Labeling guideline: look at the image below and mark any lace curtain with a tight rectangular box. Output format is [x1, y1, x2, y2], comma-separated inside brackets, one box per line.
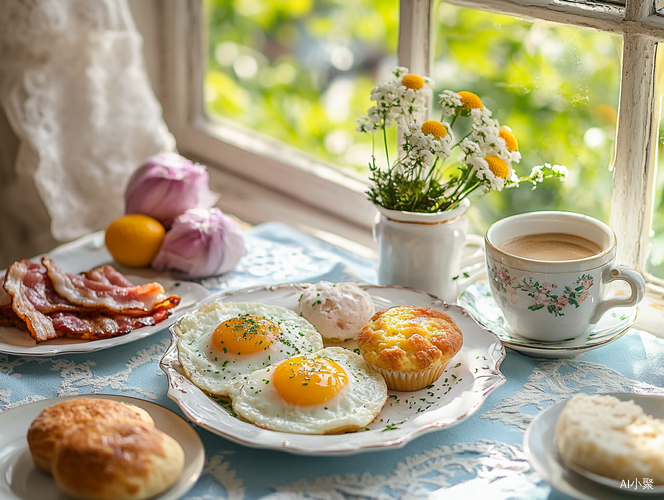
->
[0, 0, 174, 267]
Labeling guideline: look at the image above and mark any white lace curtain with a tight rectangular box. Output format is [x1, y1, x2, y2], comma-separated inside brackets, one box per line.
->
[0, 0, 174, 267]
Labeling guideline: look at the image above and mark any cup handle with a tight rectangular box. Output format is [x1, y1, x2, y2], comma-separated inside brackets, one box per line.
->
[460, 234, 484, 268]
[455, 234, 485, 295]
[589, 265, 646, 324]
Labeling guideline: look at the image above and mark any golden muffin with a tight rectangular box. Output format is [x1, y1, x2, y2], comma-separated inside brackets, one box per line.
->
[27, 398, 154, 474]
[52, 421, 185, 500]
[357, 305, 463, 391]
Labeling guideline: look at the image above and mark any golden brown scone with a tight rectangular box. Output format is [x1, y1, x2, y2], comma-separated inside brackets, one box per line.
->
[27, 398, 154, 474]
[52, 421, 185, 500]
[357, 305, 463, 391]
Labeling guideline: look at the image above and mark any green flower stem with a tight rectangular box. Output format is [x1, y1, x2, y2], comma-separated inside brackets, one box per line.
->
[449, 110, 461, 129]
[424, 157, 440, 182]
[382, 122, 390, 169]
[451, 131, 472, 149]
[448, 167, 472, 200]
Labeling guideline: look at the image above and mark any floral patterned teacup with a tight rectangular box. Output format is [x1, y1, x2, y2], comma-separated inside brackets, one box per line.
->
[485, 211, 645, 342]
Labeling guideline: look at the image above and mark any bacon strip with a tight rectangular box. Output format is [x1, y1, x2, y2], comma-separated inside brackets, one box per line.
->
[20, 261, 78, 314]
[84, 265, 135, 287]
[0, 306, 27, 330]
[0, 278, 11, 308]
[43, 257, 180, 313]
[50, 307, 173, 340]
[3, 259, 179, 342]
[3, 261, 58, 341]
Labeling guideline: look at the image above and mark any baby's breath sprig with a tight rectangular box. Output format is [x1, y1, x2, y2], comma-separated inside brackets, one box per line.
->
[357, 67, 568, 213]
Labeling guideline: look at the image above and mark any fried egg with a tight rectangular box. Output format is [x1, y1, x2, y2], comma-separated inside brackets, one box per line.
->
[173, 301, 324, 396]
[228, 347, 388, 434]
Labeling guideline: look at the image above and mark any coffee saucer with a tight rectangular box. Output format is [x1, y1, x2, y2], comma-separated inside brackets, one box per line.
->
[458, 280, 637, 358]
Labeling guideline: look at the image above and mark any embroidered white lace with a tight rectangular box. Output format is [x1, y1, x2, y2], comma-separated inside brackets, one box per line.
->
[483, 357, 664, 430]
[186, 441, 542, 500]
[0, 0, 174, 248]
[0, 338, 170, 409]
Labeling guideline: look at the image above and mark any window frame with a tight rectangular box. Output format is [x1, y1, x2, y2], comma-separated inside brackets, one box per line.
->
[160, 0, 378, 236]
[160, 0, 664, 300]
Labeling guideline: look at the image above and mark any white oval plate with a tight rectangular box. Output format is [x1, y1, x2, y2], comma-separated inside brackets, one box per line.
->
[524, 393, 664, 499]
[0, 277, 210, 356]
[0, 394, 205, 500]
[458, 280, 637, 358]
[160, 283, 506, 456]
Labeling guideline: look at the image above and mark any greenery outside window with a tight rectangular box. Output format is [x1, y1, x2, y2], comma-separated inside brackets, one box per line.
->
[161, 0, 664, 305]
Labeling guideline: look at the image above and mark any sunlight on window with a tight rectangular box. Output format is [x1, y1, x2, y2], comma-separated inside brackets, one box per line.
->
[432, 3, 621, 233]
[647, 47, 664, 282]
[204, 0, 622, 235]
[204, 0, 399, 173]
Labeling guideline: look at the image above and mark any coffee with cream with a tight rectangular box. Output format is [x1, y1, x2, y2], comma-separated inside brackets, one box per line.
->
[499, 232, 602, 261]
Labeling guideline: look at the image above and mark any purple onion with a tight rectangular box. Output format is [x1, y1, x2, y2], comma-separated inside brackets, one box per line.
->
[125, 153, 219, 228]
[151, 208, 246, 278]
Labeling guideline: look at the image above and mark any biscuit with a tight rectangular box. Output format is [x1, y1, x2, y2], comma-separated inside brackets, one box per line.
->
[357, 305, 463, 391]
[298, 282, 375, 342]
[52, 421, 185, 500]
[556, 394, 664, 484]
[27, 398, 154, 474]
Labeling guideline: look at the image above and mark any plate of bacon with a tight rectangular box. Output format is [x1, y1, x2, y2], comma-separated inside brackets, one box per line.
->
[0, 257, 210, 356]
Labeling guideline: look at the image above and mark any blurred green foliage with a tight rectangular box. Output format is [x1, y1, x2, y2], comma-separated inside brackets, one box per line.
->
[648, 58, 664, 278]
[204, 0, 643, 257]
[430, 5, 620, 232]
[205, 0, 398, 169]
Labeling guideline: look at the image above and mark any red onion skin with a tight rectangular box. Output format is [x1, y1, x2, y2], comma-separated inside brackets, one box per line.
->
[125, 153, 218, 228]
[151, 208, 245, 279]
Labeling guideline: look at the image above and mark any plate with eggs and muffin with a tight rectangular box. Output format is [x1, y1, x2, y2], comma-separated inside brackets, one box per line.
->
[0, 394, 205, 500]
[160, 281, 506, 455]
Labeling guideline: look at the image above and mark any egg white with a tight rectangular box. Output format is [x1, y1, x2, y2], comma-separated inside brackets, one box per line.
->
[173, 301, 323, 397]
[229, 347, 388, 434]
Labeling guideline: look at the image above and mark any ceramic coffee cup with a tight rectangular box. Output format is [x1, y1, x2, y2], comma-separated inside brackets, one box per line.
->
[484, 211, 645, 342]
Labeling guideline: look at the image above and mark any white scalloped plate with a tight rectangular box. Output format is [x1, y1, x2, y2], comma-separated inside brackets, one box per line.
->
[160, 283, 506, 456]
[0, 277, 210, 356]
[0, 394, 205, 500]
[524, 393, 664, 499]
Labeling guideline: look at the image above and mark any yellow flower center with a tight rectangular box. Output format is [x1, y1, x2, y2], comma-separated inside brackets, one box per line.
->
[458, 91, 483, 109]
[593, 104, 618, 125]
[499, 127, 519, 152]
[401, 74, 424, 90]
[421, 120, 447, 140]
[485, 156, 509, 179]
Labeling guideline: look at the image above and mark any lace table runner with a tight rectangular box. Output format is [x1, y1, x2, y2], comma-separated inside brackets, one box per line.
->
[1, 222, 663, 500]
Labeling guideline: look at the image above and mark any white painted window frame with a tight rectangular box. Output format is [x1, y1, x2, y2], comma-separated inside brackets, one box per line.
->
[443, 0, 663, 283]
[159, 0, 664, 328]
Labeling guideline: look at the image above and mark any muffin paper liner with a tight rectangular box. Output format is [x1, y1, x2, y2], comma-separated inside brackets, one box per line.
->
[370, 365, 446, 392]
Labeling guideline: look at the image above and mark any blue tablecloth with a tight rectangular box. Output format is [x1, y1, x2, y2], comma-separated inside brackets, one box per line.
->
[2, 222, 664, 500]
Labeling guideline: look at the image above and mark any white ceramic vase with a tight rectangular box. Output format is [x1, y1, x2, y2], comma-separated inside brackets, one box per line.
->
[373, 198, 482, 303]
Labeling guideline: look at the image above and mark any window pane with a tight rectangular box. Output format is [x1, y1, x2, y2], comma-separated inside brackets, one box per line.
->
[649, 169, 664, 281]
[647, 47, 664, 282]
[433, 3, 621, 233]
[204, 0, 399, 173]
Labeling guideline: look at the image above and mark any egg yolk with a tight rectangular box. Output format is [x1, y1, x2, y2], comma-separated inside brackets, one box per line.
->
[273, 356, 348, 406]
[210, 315, 280, 356]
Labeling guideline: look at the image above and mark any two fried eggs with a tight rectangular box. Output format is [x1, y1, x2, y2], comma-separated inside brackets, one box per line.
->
[174, 301, 387, 434]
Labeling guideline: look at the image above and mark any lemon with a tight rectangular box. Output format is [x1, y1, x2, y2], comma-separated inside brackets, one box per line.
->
[105, 214, 166, 267]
